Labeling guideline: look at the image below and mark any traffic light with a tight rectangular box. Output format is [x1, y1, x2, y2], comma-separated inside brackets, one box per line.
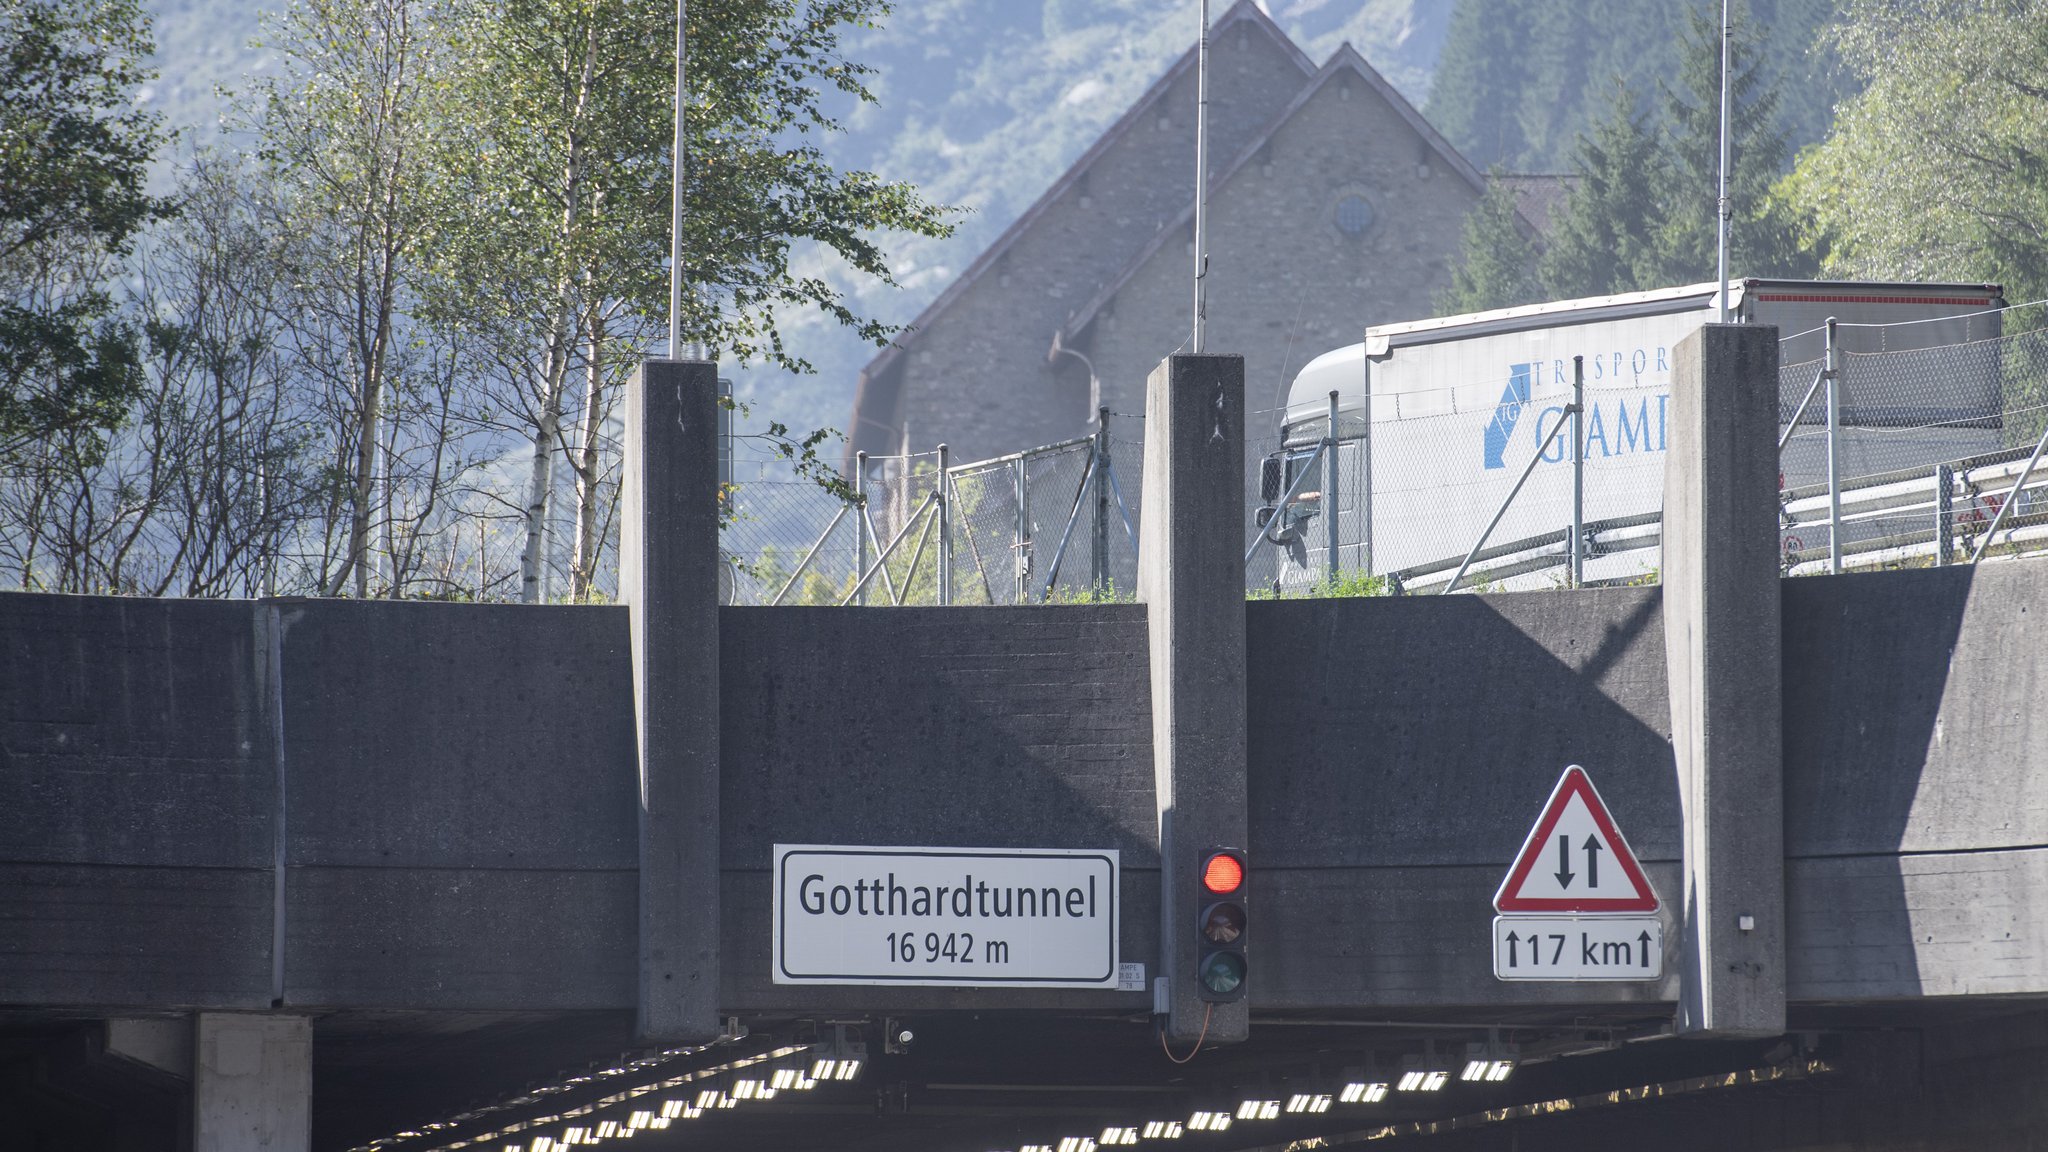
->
[1196, 847, 1247, 1002]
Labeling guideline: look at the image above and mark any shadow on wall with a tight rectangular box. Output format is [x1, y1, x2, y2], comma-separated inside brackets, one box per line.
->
[1781, 566, 1980, 1001]
[1243, 587, 1679, 1009]
[1247, 587, 1676, 871]
[717, 603, 1160, 1008]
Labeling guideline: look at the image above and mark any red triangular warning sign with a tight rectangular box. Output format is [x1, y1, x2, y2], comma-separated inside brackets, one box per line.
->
[1494, 765, 1658, 913]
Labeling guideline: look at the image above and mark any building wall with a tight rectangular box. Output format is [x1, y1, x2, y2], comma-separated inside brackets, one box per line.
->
[1080, 61, 1488, 441]
[863, 17, 1313, 464]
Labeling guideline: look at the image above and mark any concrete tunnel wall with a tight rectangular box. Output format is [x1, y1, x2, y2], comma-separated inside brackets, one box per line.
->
[3, 560, 2046, 1015]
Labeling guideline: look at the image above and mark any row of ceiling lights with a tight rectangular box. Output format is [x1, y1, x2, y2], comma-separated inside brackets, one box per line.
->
[441, 1032, 866, 1152]
[991, 1042, 1519, 1152]
[441, 1029, 1518, 1152]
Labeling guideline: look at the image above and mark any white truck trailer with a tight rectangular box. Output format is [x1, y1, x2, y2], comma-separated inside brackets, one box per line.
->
[1253, 279, 2008, 590]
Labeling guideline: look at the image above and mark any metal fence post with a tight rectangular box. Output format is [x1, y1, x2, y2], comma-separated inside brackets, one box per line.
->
[1361, 356, 1373, 576]
[1935, 462, 1954, 566]
[937, 443, 952, 605]
[1094, 407, 1111, 595]
[1825, 317, 1842, 575]
[1325, 389, 1340, 587]
[1571, 354, 1585, 588]
[1014, 451, 1031, 603]
[854, 451, 869, 605]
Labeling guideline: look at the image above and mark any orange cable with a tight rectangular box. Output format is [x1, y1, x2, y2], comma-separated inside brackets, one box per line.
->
[1160, 1002, 1214, 1065]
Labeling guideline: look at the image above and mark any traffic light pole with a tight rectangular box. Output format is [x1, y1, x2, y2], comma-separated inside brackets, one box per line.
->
[1138, 352, 1250, 1045]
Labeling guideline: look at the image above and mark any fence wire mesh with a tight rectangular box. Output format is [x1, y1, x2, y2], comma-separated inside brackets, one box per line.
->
[1779, 307, 2048, 573]
[721, 306, 2048, 607]
[718, 417, 1144, 607]
[1246, 376, 1666, 596]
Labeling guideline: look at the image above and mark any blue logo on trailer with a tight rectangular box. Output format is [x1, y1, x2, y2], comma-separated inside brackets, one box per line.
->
[1482, 363, 1535, 470]
[1484, 353, 1672, 468]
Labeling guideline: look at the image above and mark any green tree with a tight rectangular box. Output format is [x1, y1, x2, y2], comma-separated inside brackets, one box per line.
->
[1424, 0, 1532, 170]
[435, 0, 953, 601]
[1539, 86, 1663, 299]
[1426, 0, 1849, 173]
[1785, 0, 2048, 302]
[1640, 4, 1816, 287]
[0, 0, 170, 463]
[1440, 6, 1823, 317]
[1437, 172, 1542, 314]
[253, 0, 460, 596]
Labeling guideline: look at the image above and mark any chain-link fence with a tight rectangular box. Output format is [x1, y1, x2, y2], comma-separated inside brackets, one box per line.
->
[719, 414, 1144, 606]
[724, 305, 2048, 608]
[1779, 304, 2048, 573]
[1245, 372, 1666, 596]
[1243, 301, 2048, 595]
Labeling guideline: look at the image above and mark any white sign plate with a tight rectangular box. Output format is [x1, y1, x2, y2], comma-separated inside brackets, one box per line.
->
[774, 845, 1119, 987]
[1493, 916, 1663, 981]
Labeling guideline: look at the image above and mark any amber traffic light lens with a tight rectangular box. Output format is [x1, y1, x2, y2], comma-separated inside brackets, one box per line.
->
[1202, 853, 1244, 894]
[1201, 902, 1245, 944]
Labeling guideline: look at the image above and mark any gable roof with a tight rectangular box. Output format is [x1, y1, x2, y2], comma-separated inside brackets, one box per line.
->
[1053, 42, 1520, 351]
[849, 0, 1313, 416]
[1493, 173, 1578, 237]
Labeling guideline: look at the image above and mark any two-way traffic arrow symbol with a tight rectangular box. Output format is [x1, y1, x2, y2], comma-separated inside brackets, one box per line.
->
[1554, 834, 1604, 889]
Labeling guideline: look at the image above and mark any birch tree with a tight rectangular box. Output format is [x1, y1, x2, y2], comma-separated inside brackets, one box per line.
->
[1784, 0, 2048, 302]
[439, 0, 951, 602]
[254, 0, 456, 596]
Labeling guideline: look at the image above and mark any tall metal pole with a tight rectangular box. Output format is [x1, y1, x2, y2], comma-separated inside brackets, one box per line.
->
[1191, 0, 1210, 352]
[669, 0, 687, 359]
[1571, 355, 1585, 587]
[1715, 0, 1732, 323]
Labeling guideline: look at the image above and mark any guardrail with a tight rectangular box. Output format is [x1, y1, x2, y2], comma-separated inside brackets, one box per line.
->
[1377, 442, 2048, 595]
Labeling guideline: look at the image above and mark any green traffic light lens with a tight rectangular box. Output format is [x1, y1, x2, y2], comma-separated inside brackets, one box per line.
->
[1199, 951, 1245, 995]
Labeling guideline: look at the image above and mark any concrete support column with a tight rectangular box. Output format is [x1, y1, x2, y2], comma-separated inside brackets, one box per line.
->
[193, 1014, 309, 1152]
[1138, 353, 1249, 1044]
[1663, 325, 1785, 1037]
[622, 358, 722, 1042]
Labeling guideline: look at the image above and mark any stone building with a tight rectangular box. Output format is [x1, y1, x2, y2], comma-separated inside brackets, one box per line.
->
[847, 0, 1529, 467]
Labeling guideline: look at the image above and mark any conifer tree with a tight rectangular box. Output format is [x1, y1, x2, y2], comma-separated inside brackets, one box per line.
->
[1437, 173, 1542, 314]
[1641, 4, 1815, 286]
[1538, 86, 1663, 300]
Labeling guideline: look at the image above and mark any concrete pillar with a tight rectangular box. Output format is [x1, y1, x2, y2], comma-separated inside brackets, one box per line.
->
[1138, 353, 1249, 1044]
[193, 1014, 309, 1152]
[622, 359, 723, 1042]
[1663, 325, 1785, 1037]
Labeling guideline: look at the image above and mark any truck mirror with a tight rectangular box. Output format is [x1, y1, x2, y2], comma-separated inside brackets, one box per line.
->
[1260, 456, 1282, 503]
[1255, 506, 1276, 529]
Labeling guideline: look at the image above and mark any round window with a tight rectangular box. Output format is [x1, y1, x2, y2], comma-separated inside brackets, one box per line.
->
[1334, 194, 1375, 236]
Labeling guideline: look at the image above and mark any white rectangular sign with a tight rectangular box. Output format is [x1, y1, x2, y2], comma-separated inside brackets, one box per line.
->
[774, 845, 1119, 987]
[1493, 916, 1663, 981]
